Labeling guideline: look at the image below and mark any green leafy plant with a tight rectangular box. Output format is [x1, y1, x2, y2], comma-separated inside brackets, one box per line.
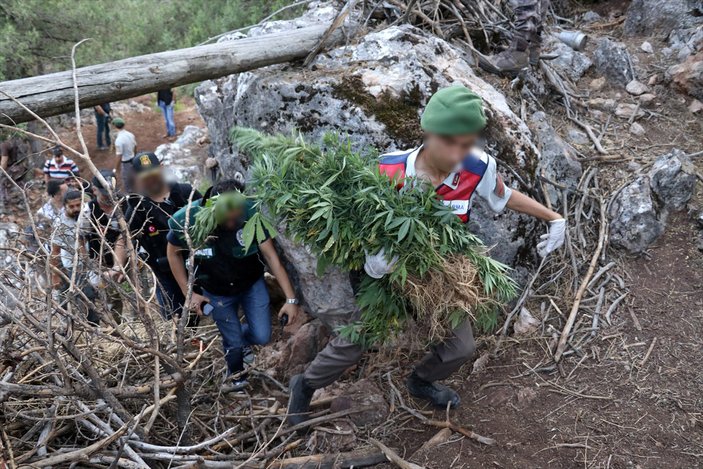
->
[232, 127, 517, 346]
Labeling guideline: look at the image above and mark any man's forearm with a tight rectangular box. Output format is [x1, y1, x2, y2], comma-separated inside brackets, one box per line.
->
[261, 241, 296, 299]
[506, 190, 562, 221]
[166, 243, 189, 295]
[113, 237, 128, 268]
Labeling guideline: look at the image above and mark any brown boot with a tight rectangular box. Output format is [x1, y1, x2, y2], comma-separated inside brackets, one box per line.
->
[478, 37, 530, 77]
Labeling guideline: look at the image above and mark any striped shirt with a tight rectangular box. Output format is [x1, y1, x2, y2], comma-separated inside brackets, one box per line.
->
[43, 157, 79, 180]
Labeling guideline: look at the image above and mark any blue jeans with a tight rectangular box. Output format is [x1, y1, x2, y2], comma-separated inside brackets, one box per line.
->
[95, 113, 111, 147]
[158, 101, 176, 136]
[205, 277, 271, 375]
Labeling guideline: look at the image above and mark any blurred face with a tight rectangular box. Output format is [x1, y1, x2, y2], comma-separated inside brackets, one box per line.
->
[64, 198, 82, 219]
[54, 153, 64, 164]
[136, 170, 165, 197]
[222, 207, 245, 230]
[423, 133, 478, 173]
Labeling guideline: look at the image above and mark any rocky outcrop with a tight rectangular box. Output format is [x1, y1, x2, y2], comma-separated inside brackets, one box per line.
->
[195, 3, 546, 326]
[529, 112, 583, 205]
[609, 150, 697, 253]
[649, 149, 697, 210]
[624, 0, 703, 36]
[544, 37, 592, 82]
[155, 125, 209, 183]
[667, 51, 703, 100]
[609, 177, 664, 253]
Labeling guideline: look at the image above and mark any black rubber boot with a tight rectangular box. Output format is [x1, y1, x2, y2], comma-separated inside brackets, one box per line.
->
[287, 374, 315, 427]
[406, 372, 461, 408]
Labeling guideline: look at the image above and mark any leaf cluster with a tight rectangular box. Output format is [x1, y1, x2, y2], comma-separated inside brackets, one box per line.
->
[233, 127, 517, 345]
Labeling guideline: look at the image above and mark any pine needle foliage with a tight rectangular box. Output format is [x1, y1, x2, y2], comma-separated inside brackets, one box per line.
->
[232, 127, 517, 346]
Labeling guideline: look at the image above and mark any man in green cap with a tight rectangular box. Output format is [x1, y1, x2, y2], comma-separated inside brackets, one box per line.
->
[112, 117, 137, 192]
[287, 85, 565, 425]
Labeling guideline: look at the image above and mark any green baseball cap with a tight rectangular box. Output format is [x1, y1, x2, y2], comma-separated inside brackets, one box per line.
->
[420, 86, 487, 136]
[112, 117, 125, 128]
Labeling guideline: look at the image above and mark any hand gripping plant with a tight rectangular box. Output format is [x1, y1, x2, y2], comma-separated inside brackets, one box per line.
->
[232, 128, 517, 346]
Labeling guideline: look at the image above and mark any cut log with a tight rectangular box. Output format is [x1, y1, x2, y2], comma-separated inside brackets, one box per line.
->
[0, 23, 348, 125]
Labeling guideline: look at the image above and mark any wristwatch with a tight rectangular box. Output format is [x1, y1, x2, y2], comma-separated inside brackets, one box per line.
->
[286, 298, 299, 305]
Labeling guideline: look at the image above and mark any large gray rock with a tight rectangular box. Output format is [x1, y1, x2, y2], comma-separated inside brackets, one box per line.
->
[529, 112, 583, 206]
[275, 229, 358, 326]
[624, 0, 703, 36]
[671, 25, 703, 58]
[593, 38, 635, 86]
[544, 37, 592, 82]
[609, 149, 697, 253]
[609, 177, 665, 253]
[649, 149, 697, 210]
[155, 127, 208, 184]
[195, 4, 543, 321]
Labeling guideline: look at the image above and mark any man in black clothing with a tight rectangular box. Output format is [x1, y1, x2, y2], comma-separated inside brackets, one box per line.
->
[156, 89, 176, 138]
[112, 152, 201, 320]
[84, 170, 123, 268]
[83, 170, 127, 319]
[94, 103, 112, 150]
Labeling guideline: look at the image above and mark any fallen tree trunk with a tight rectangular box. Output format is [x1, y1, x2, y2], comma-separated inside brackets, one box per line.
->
[0, 23, 348, 125]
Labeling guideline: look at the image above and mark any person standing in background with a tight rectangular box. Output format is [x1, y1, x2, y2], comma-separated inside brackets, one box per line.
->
[43, 146, 80, 185]
[0, 136, 21, 209]
[112, 117, 137, 192]
[94, 103, 112, 150]
[157, 89, 176, 138]
[37, 179, 68, 223]
[478, 0, 550, 76]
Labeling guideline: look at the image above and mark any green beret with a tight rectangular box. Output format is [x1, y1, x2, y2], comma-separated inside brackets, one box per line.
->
[420, 86, 487, 136]
[112, 117, 125, 128]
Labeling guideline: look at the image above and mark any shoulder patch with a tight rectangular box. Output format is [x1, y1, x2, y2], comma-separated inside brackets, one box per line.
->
[462, 152, 488, 176]
[379, 151, 412, 166]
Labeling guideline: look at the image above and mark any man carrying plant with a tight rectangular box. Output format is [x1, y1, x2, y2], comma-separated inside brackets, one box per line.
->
[287, 85, 566, 424]
[165, 179, 303, 390]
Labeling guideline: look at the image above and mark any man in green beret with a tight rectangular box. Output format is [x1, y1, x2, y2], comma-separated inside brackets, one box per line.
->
[287, 85, 565, 425]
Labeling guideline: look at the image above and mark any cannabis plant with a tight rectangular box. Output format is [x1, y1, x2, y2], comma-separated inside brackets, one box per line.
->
[232, 128, 517, 346]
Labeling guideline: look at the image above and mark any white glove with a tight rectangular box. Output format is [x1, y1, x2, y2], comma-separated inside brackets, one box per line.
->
[537, 218, 566, 257]
[364, 248, 399, 279]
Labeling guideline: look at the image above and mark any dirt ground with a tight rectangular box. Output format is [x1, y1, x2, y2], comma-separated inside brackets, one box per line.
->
[2, 3, 703, 468]
[368, 211, 702, 469]
[61, 94, 205, 175]
[359, 10, 703, 469]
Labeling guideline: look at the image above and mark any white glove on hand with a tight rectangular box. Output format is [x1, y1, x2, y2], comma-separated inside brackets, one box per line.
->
[537, 218, 566, 257]
[364, 248, 399, 279]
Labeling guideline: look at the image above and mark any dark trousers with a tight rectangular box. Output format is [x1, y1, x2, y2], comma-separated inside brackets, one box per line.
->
[154, 271, 200, 327]
[95, 113, 111, 148]
[60, 275, 100, 325]
[303, 318, 476, 389]
[155, 272, 185, 320]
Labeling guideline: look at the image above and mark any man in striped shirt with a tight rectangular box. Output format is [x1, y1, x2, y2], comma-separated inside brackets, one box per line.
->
[43, 146, 80, 184]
